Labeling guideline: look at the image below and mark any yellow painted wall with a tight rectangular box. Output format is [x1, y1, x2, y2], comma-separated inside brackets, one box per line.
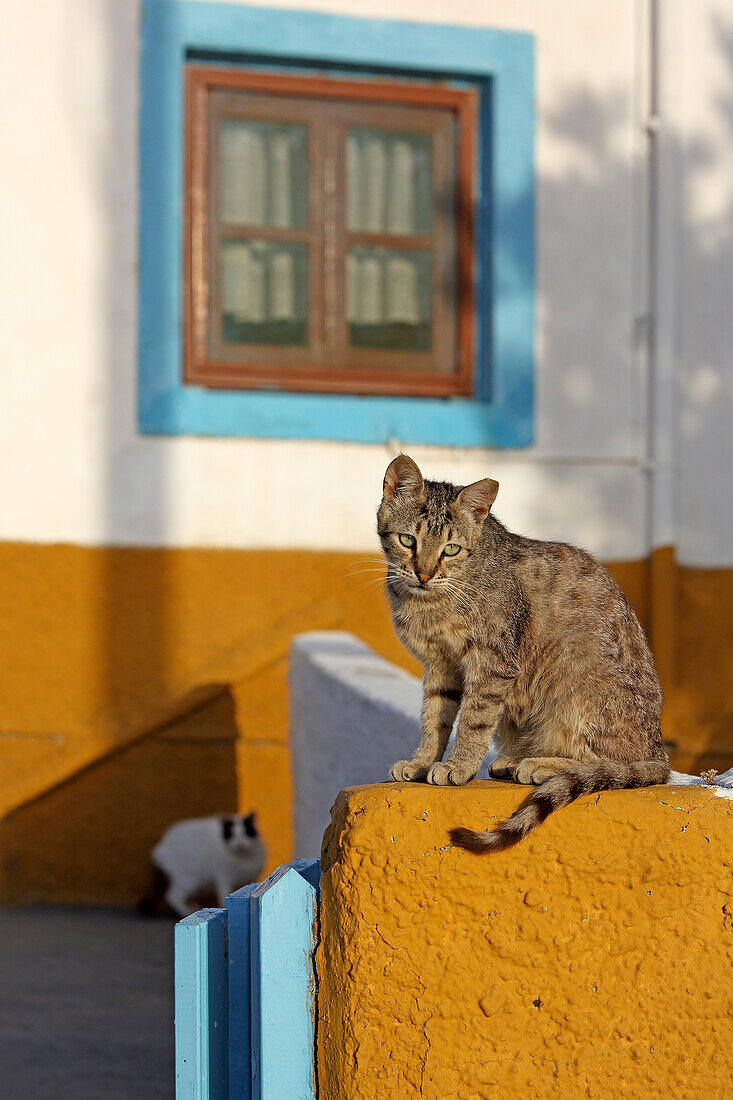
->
[0, 690, 239, 906]
[319, 782, 733, 1098]
[672, 563, 733, 770]
[0, 543, 417, 904]
[0, 541, 730, 905]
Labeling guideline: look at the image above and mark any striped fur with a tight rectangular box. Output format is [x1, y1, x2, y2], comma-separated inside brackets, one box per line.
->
[379, 455, 670, 851]
[449, 760, 671, 854]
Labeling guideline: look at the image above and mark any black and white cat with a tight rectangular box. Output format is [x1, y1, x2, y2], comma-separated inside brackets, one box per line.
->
[139, 812, 266, 917]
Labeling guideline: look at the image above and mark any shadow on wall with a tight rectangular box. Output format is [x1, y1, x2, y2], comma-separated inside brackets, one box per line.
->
[671, 13, 733, 770]
[0, 688, 239, 907]
[96, 0, 171, 798]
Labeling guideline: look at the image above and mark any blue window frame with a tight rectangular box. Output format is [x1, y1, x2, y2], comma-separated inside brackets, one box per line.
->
[139, 1, 535, 446]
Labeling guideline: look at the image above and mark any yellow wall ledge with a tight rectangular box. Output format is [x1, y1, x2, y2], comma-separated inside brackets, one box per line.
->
[319, 782, 733, 1099]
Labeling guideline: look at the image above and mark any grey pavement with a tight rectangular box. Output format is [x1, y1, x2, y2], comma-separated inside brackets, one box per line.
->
[0, 906, 175, 1099]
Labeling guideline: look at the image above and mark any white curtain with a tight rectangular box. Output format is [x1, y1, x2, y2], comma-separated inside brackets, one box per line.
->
[346, 131, 424, 235]
[220, 126, 267, 226]
[219, 123, 300, 323]
[268, 131, 293, 229]
[346, 131, 427, 327]
[222, 243, 266, 323]
[220, 123, 295, 229]
[347, 251, 423, 326]
[385, 256, 420, 324]
[221, 242, 298, 324]
[269, 250, 296, 320]
[361, 136, 388, 233]
[387, 140, 417, 234]
[220, 124, 429, 330]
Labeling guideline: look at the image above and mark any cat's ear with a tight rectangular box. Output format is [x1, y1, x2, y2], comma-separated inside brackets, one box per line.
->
[456, 478, 499, 524]
[382, 455, 424, 502]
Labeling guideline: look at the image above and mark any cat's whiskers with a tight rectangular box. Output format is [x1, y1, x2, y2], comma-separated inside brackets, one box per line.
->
[442, 573, 476, 600]
[343, 562, 387, 576]
[447, 584, 474, 610]
[440, 579, 476, 615]
[354, 577, 393, 595]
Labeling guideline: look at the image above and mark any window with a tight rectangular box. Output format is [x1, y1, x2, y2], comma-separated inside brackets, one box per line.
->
[185, 68, 477, 396]
[139, 3, 534, 445]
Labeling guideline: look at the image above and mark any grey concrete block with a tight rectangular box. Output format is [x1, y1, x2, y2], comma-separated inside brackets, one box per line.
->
[288, 631, 499, 858]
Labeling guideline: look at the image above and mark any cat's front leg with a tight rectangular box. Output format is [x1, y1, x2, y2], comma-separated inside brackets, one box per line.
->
[166, 881, 195, 918]
[216, 874, 235, 909]
[427, 670, 511, 786]
[389, 661, 461, 782]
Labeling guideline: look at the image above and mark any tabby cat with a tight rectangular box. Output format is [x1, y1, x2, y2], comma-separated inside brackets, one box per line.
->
[379, 455, 669, 852]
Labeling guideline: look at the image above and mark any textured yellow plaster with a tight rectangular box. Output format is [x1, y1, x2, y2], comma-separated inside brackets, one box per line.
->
[319, 782, 733, 1099]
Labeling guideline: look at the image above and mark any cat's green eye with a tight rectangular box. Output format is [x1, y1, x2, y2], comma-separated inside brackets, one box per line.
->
[443, 543, 461, 557]
[398, 533, 417, 549]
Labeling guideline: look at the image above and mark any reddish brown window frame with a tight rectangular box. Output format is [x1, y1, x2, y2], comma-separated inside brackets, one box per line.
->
[184, 66, 477, 397]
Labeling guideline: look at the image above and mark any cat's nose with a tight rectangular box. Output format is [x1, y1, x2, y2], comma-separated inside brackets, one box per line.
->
[417, 571, 432, 585]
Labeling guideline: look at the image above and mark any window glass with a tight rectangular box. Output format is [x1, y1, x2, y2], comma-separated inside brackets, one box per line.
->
[219, 119, 309, 228]
[220, 239, 309, 346]
[186, 69, 474, 395]
[347, 246, 431, 352]
[345, 129, 433, 235]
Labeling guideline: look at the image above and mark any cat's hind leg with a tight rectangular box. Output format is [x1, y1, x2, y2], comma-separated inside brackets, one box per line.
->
[486, 715, 522, 779]
[488, 756, 520, 779]
[165, 880, 196, 918]
[514, 757, 578, 785]
[137, 865, 174, 917]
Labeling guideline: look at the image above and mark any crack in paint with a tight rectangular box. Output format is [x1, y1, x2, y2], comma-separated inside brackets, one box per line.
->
[419, 1011, 435, 1094]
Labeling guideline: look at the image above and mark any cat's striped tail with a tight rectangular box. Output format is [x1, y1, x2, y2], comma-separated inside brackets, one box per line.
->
[449, 759, 670, 854]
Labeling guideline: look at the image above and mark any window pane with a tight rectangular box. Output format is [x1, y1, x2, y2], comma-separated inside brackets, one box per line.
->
[219, 119, 308, 228]
[346, 129, 432, 235]
[220, 240, 308, 346]
[347, 246, 431, 352]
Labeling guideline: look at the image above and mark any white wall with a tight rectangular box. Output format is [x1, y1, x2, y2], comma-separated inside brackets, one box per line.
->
[674, 1, 733, 566]
[0, 0, 730, 566]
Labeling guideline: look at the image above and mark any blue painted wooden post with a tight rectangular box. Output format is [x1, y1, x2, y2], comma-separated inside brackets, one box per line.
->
[225, 882, 259, 1100]
[250, 860, 320, 1100]
[175, 908, 229, 1100]
[288, 858, 321, 891]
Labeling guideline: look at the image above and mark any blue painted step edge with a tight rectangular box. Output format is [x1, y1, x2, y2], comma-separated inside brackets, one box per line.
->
[226, 883, 259, 1100]
[249, 859, 321, 1100]
[175, 908, 229, 1100]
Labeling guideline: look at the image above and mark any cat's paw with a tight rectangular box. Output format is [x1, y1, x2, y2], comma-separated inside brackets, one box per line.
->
[389, 760, 429, 782]
[488, 756, 518, 780]
[515, 758, 567, 785]
[426, 762, 476, 786]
